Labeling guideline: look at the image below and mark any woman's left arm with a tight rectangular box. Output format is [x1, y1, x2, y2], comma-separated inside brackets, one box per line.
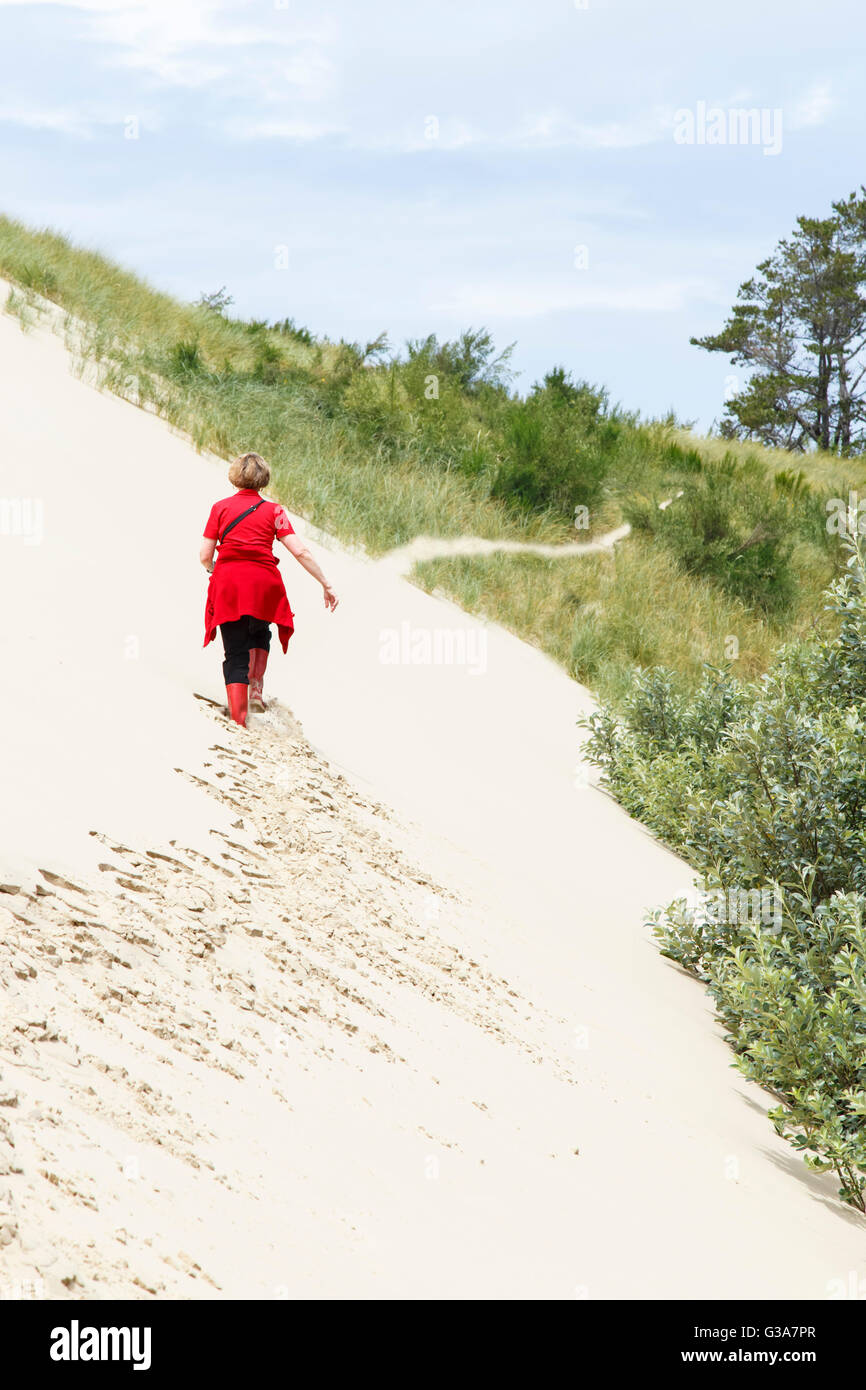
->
[279, 533, 339, 610]
[200, 538, 216, 574]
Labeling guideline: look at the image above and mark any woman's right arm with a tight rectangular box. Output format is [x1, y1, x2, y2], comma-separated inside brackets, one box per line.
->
[201, 501, 220, 573]
[200, 537, 216, 574]
[279, 534, 339, 610]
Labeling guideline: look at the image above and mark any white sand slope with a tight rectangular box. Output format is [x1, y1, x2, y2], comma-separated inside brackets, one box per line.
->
[0, 291, 864, 1299]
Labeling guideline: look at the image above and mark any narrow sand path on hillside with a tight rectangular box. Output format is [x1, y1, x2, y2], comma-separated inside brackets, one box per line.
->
[378, 492, 683, 577]
[0, 295, 863, 1298]
[379, 524, 632, 577]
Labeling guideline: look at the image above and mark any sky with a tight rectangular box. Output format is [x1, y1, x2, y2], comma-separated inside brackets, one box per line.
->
[0, 0, 863, 430]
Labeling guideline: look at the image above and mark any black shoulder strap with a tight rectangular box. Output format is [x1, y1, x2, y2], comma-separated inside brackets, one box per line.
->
[219, 500, 263, 544]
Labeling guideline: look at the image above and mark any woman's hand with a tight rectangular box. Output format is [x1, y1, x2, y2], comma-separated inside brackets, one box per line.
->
[323, 584, 339, 611]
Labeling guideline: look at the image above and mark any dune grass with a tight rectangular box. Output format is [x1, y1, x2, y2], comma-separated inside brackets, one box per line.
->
[670, 426, 866, 495]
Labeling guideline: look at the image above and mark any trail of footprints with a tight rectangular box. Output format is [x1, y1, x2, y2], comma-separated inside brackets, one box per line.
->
[0, 699, 569, 1295]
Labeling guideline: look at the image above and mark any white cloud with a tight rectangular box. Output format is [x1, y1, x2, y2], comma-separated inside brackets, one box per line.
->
[672, 83, 836, 137]
[513, 107, 673, 150]
[430, 276, 721, 319]
[389, 107, 673, 155]
[233, 106, 671, 155]
[0, 0, 339, 92]
[0, 96, 167, 140]
[226, 117, 347, 143]
[0, 104, 101, 137]
[380, 119, 482, 153]
[789, 81, 835, 129]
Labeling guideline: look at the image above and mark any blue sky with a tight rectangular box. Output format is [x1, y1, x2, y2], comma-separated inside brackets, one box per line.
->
[0, 0, 863, 429]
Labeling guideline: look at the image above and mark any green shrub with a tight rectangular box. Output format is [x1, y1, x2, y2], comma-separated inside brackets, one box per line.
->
[405, 328, 515, 393]
[491, 373, 616, 521]
[625, 454, 811, 612]
[341, 365, 412, 451]
[581, 536, 866, 1208]
[252, 340, 287, 385]
[652, 882, 866, 1209]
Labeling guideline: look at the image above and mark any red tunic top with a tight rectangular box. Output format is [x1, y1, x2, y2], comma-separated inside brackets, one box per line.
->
[203, 490, 296, 652]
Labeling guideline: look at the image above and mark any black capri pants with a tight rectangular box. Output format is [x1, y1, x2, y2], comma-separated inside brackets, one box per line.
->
[219, 615, 272, 685]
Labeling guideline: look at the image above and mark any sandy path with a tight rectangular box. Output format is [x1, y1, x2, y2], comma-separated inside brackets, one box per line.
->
[379, 525, 632, 576]
[0, 292, 863, 1299]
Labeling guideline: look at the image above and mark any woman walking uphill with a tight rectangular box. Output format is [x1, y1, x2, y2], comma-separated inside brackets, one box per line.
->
[200, 452, 338, 726]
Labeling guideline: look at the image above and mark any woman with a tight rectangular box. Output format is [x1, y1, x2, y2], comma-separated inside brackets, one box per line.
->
[200, 452, 338, 726]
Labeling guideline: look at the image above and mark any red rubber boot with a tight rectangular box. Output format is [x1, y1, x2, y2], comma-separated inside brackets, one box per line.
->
[225, 683, 248, 727]
[248, 648, 269, 712]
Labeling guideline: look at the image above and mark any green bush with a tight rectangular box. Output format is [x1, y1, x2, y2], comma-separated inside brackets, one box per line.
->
[581, 537, 866, 1209]
[252, 340, 287, 386]
[341, 365, 413, 452]
[654, 883, 866, 1207]
[405, 328, 515, 393]
[624, 454, 808, 612]
[491, 373, 616, 521]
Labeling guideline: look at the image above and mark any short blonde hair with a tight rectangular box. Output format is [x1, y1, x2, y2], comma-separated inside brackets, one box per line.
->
[228, 452, 270, 490]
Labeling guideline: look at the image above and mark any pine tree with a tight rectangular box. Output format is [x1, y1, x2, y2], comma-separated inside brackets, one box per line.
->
[692, 189, 866, 455]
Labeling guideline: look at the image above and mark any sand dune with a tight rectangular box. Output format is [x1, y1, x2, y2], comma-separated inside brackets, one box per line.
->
[0, 288, 864, 1299]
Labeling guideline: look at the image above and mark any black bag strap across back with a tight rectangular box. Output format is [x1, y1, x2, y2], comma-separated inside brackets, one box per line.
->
[219, 500, 263, 545]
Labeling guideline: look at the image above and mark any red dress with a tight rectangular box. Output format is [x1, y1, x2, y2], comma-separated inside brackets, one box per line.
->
[203, 490, 296, 652]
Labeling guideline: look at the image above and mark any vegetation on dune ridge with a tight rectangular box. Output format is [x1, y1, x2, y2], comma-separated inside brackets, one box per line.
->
[2, 212, 864, 705]
[0, 216, 581, 553]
